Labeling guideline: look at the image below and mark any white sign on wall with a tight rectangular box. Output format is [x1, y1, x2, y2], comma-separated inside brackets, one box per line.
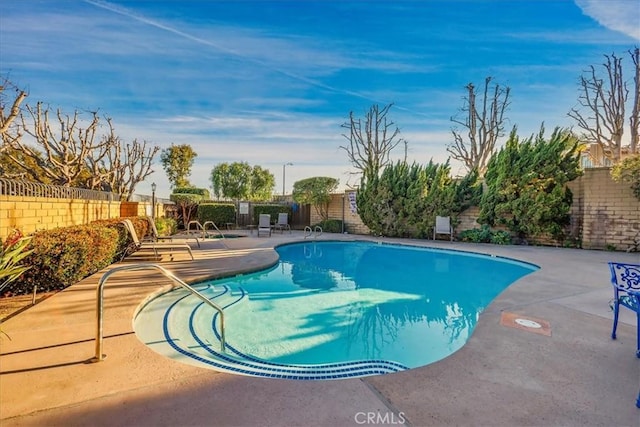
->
[239, 202, 249, 215]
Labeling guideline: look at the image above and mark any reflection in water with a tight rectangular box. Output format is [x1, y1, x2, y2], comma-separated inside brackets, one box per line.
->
[218, 242, 536, 368]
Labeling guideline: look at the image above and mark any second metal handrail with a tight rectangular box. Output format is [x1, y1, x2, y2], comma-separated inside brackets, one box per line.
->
[91, 263, 225, 362]
[304, 225, 323, 239]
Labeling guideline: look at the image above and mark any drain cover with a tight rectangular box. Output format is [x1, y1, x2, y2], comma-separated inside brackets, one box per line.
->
[500, 312, 551, 336]
[514, 318, 542, 329]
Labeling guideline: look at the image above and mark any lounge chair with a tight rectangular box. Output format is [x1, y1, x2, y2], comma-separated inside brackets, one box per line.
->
[257, 214, 272, 237]
[145, 216, 201, 248]
[121, 219, 194, 261]
[433, 216, 453, 241]
[274, 213, 291, 233]
[608, 262, 640, 358]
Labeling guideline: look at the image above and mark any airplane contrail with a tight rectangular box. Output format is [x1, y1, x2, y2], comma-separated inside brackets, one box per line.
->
[83, 0, 428, 117]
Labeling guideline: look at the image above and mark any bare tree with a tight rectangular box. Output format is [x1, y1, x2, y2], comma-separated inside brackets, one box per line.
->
[569, 48, 640, 164]
[6, 102, 107, 185]
[340, 103, 405, 178]
[86, 118, 159, 200]
[448, 77, 511, 176]
[630, 47, 639, 156]
[110, 138, 158, 200]
[0, 78, 28, 153]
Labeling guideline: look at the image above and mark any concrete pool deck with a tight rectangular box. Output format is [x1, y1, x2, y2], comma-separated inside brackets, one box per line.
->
[1, 231, 639, 426]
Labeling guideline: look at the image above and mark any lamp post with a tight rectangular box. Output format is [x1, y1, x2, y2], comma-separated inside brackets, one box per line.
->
[282, 162, 293, 196]
[151, 182, 156, 219]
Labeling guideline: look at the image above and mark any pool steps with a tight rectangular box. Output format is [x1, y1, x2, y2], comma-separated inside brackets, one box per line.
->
[134, 285, 408, 380]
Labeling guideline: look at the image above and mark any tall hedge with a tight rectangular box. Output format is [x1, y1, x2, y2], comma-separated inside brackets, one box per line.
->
[478, 126, 581, 241]
[197, 203, 236, 225]
[357, 160, 481, 238]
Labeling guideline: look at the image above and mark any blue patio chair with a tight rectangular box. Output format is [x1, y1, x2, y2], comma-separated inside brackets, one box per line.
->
[608, 262, 640, 358]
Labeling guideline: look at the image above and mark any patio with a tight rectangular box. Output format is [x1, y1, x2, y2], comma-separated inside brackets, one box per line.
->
[0, 231, 638, 426]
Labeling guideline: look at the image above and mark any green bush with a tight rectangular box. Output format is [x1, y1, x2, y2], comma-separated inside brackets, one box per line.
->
[479, 126, 581, 241]
[313, 219, 343, 233]
[459, 225, 493, 243]
[6, 225, 120, 295]
[490, 230, 512, 245]
[459, 225, 511, 245]
[173, 187, 211, 198]
[611, 154, 640, 200]
[197, 203, 236, 225]
[155, 217, 177, 236]
[91, 216, 149, 254]
[357, 160, 481, 238]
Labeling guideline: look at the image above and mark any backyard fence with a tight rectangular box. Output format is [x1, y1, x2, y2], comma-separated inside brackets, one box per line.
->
[0, 178, 120, 201]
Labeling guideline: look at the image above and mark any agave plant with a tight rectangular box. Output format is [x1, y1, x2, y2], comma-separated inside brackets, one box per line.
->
[0, 230, 33, 295]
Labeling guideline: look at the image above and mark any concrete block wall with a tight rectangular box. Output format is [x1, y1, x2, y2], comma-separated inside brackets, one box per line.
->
[0, 195, 122, 239]
[310, 192, 370, 235]
[579, 168, 639, 250]
[319, 168, 639, 250]
[456, 206, 481, 232]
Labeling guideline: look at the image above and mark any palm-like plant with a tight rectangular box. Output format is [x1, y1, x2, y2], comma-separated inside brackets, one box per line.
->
[0, 231, 33, 294]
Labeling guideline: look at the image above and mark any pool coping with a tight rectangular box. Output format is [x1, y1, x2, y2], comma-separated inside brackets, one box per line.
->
[1, 232, 639, 426]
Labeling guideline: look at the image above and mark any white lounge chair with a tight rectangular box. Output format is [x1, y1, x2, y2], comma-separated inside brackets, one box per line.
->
[121, 219, 194, 261]
[433, 216, 454, 241]
[257, 214, 272, 237]
[274, 213, 291, 233]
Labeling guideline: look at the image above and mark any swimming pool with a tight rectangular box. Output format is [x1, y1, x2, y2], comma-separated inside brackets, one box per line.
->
[134, 241, 538, 379]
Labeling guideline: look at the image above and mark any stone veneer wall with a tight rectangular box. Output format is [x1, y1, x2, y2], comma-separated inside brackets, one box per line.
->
[318, 168, 639, 250]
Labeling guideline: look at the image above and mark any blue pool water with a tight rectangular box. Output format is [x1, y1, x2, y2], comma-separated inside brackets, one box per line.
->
[134, 241, 538, 378]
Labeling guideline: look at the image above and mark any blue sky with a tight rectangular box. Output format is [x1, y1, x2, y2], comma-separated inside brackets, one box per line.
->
[1, 0, 638, 198]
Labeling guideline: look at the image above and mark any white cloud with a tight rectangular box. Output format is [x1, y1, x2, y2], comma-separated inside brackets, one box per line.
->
[575, 0, 640, 40]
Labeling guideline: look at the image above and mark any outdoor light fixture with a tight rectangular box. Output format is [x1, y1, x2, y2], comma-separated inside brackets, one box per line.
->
[283, 162, 293, 196]
[151, 182, 157, 219]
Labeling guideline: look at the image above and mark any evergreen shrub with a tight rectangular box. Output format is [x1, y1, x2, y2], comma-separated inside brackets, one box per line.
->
[313, 219, 343, 233]
[197, 203, 236, 225]
[7, 225, 120, 294]
[155, 217, 177, 236]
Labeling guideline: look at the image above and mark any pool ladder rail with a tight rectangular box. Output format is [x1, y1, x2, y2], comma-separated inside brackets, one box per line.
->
[91, 263, 226, 363]
[186, 220, 229, 249]
[304, 225, 323, 239]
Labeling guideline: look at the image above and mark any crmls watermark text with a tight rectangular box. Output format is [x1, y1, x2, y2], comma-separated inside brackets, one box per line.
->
[354, 411, 406, 425]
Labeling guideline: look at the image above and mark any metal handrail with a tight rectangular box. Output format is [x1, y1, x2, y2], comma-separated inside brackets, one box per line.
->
[186, 220, 206, 239]
[203, 220, 224, 239]
[304, 226, 312, 239]
[202, 221, 229, 249]
[303, 225, 323, 239]
[91, 263, 225, 362]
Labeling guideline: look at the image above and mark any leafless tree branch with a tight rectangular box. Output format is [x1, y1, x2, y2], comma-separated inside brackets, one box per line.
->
[0, 78, 28, 152]
[340, 103, 405, 178]
[448, 77, 511, 176]
[568, 49, 639, 163]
